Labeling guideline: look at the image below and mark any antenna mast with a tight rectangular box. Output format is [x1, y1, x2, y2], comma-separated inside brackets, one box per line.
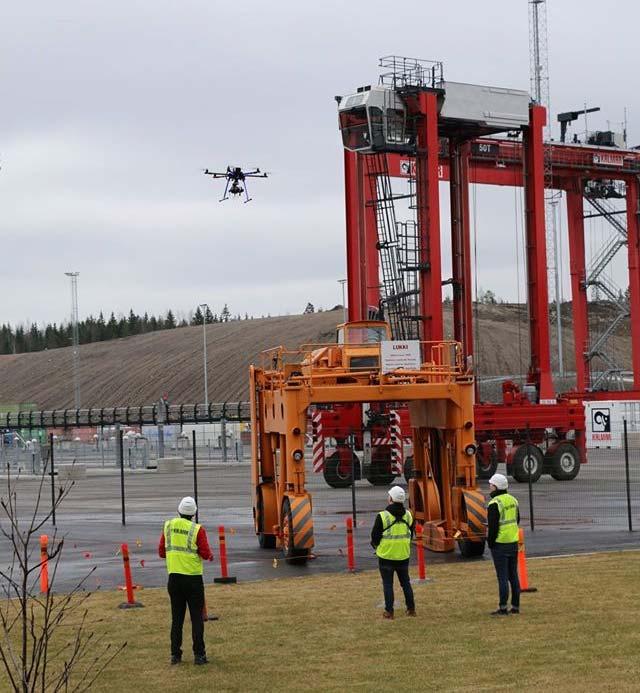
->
[529, 0, 564, 377]
[65, 272, 81, 409]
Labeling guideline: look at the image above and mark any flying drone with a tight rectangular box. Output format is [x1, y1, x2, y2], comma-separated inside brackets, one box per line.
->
[203, 166, 268, 203]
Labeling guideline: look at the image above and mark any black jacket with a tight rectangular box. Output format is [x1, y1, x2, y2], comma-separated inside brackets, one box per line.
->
[371, 502, 415, 551]
[487, 489, 520, 549]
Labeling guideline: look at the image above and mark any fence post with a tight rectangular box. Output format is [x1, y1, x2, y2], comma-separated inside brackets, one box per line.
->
[48, 433, 56, 527]
[119, 429, 126, 526]
[623, 419, 633, 532]
[346, 517, 356, 572]
[192, 429, 199, 523]
[221, 418, 228, 464]
[526, 427, 534, 532]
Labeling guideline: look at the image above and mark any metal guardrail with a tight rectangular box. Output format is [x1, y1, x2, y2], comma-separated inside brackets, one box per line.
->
[262, 340, 464, 373]
[0, 402, 251, 430]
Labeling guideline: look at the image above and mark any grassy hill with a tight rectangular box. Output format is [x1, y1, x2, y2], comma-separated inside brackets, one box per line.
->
[0, 305, 631, 409]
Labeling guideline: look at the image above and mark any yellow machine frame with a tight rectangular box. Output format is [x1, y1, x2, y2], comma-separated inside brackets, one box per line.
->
[250, 338, 486, 562]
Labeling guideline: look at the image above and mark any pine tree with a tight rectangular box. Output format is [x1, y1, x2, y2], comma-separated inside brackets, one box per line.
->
[165, 310, 176, 329]
[128, 309, 140, 335]
[96, 312, 107, 341]
[118, 317, 129, 338]
[220, 304, 231, 322]
[192, 306, 204, 326]
[107, 312, 118, 339]
[205, 306, 214, 324]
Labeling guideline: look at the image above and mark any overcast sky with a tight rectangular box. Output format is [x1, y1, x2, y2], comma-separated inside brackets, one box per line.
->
[1, 0, 637, 327]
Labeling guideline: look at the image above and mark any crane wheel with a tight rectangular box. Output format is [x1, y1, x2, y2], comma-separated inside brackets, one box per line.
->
[476, 449, 498, 479]
[366, 448, 397, 486]
[257, 489, 276, 548]
[258, 532, 276, 549]
[548, 442, 581, 481]
[323, 450, 357, 488]
[457, 538, 485, 558]
[281, 498, 309, 565]
[511, 444, 543, 483]
[403, 456, 414, 483]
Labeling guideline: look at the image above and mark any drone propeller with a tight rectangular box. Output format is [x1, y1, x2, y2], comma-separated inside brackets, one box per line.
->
[203, 168, 228, 178]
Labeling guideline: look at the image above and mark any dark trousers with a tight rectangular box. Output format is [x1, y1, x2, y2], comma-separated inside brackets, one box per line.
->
[490, 542, 520, 609]
[378, 559, 415, 613]
[167, 573, 205, 658]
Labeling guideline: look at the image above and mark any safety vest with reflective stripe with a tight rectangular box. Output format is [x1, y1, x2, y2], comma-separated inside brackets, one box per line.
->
[488, 493, 519, 544]
[164, 517, 203, 575]
[376, 509, 413, 560]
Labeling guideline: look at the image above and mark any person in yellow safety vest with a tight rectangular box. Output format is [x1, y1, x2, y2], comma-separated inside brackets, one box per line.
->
[370, 485, 416, 619]
[487, 473, 521, 616]
[158, 496, 214, 665]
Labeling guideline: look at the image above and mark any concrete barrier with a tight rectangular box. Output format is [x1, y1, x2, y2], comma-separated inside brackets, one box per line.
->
[57, 464, 87, 480]
[156, 457, 184, 473]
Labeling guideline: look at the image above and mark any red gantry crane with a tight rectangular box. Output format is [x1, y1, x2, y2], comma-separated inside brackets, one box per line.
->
[309, 56, 640, 492]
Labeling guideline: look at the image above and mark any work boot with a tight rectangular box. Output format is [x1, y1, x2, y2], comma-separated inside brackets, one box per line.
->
[382, 611, 394, 620]
[170, 655, 181, 665]
[510, 607, 520, 614]
[194, 655, 209, 665]
[406, 608, 416, 617]
[490, 608, 509, 616]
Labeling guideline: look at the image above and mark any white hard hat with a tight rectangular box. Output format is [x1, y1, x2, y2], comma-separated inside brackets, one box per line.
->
[388, 486, 406, 503]
[178, 496, 197, 516]
[488, 473, 508, 490]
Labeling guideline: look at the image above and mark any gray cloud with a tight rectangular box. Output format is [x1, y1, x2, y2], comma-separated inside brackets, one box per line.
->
[1, 0, 637, 325]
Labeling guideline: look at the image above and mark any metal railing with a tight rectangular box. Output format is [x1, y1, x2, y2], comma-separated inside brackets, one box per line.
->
[259, 340, 467, 384]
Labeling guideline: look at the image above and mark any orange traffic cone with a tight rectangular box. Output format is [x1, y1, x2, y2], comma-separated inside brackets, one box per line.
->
[518, 528, 537, 593]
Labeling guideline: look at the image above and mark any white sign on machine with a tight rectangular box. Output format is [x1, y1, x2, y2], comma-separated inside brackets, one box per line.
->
[583, 400, 640, 449]
[380, 340, 421, 374]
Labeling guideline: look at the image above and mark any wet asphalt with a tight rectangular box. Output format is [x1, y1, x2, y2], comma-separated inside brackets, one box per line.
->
[0, 449, 638, 593]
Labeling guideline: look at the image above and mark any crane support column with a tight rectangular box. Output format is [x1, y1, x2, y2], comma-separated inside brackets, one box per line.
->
[345, 150, 366, 321]
[415, 91, 444, 343]
[566, 188, 590, 391]
[626, 176, 640, 388]
[449, 139, 474, 362]
[345, 151, 380, 320]
[523, 104, 554, 402]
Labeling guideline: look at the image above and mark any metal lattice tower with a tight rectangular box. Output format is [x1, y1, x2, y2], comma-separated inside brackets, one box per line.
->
[529, 0, 564, 375]
[582, 191, 629, 389]
[65, 272, 81, 409]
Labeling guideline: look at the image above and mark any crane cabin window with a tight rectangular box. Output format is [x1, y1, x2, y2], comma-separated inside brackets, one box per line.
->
[345, 325, 389, 344]
[339, 108, 370, 151]
[386, 108, 406, 143]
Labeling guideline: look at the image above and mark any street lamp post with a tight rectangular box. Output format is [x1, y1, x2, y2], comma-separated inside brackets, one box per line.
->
[198, 304, 209, 408]
[337, 279, 347, 323]
[64, 272, 81, 409]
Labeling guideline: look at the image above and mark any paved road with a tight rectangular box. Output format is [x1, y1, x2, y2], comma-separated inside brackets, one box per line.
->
[0, 449, 638, 592]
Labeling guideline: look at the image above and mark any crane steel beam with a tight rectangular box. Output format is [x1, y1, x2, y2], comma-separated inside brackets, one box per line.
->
[414, 91, 444, 343]
[626, 177, 640, 388]
[566, 188, 590, 391]
[523, 104, 554, 402]
[449, 139, 474, 363]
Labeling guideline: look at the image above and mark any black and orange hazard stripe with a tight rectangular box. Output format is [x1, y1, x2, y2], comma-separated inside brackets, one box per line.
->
[288, 495, 314, 550]
[462, 490, 487, 538]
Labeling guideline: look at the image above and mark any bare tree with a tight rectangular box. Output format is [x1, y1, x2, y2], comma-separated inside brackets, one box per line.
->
[0, 456, 125, 692]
